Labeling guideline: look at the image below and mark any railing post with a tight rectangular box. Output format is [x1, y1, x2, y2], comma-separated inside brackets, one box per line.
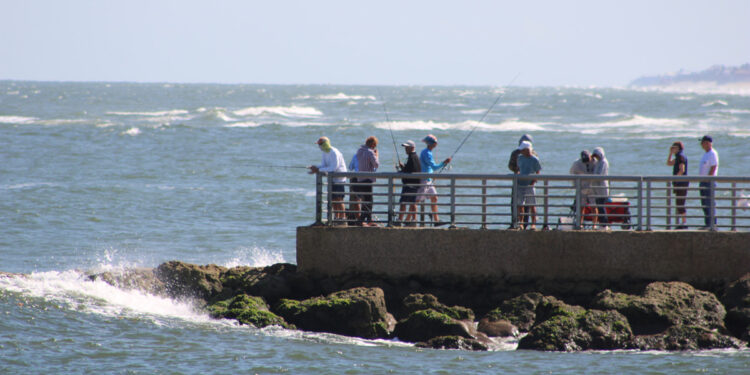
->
[315, 172, 323, 225]
[666, 182, 672, 230]
[387, 176, 394, 227]
[573, 177, 583, 230]
[449, 177, 456, 228]
[327, 173, 333, 225]
[646, 180, 652, 230]
[732, 182, 737, 231]
[481, 179, 487, 229]
[512, 176, 519, 229]
[543, 179, 549, 230]
[637, 178, 643, 231]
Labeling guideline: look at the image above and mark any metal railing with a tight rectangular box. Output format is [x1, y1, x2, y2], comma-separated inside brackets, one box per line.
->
[314, 172, 750, 231]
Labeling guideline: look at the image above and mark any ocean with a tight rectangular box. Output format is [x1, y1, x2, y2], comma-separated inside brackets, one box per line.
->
[1, 81, 749, 374]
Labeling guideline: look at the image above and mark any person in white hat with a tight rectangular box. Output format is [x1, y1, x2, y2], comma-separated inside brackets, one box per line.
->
[516, 140, 541, 229]
[396, 140, 421, 226]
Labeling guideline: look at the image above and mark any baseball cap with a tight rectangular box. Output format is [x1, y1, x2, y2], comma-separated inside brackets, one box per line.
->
[422, 134, 438, 144]
[518, 140, 532, 151]
[315, 136, 330, 145]
[700, 135, 713, 143]
[401, 140, 416, 148]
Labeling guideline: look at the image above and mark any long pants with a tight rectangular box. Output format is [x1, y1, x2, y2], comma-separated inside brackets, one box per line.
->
[595, 197, 609, 224]
[699, 181, 716, 227]
[353, 181, 373, 222]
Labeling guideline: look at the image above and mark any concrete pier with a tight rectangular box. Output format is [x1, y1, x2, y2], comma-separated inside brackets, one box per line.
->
[297, 227, 750, 284]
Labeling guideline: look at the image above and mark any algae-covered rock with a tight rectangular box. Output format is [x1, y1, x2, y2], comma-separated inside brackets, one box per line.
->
[219, 263, 310, 304]
[208, 294, 290, 328]
[88, 268, 167, 296]
[632, 326, 744, 350]
[483, 292, 543, 332]
[155, 261, 226, 301]
[416, 336, 489, 351]
[517, 297, 633, 351]
[402, 293, 475, 321]
[393, 309, 474, 343]
[593, 281, 726, 335]
[273, 287, 392, 339]
[721, 273, 750, 341]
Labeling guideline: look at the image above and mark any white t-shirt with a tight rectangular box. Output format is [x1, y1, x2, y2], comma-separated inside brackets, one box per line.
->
[318, 146, 347, 183]
[699, 148, 719, 176]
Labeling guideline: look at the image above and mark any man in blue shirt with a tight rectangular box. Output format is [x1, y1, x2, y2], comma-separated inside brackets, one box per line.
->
[516, 141, 542, 229]
[417, 134, 452, 227]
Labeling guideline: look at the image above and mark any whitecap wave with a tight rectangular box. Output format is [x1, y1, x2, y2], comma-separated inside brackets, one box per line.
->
[233, 106, 322, 118]
[0, 115, 37, 124]
[107, 110, 190, 116]
[224, 121, 260, 128]
[122, 127, 141, 136]
[702, 100, 729, 107]
[312, 93, 376, 101]
[374, 119, 546, 132]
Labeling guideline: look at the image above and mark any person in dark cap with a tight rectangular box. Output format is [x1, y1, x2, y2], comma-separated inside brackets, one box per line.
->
[698, 135, 719, 229]
[417, 134, 451, 227]
[667, 141, 689, 229]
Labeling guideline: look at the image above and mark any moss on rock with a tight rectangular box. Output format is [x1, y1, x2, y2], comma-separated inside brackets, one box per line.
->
[393, 309, 474, 343]
[484, 292, 543, 331]
[207, 294, 290, 328]
[402, 293, 475, 321]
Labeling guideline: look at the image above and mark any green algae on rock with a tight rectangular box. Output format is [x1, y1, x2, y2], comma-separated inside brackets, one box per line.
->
[208, 294, 290, 328]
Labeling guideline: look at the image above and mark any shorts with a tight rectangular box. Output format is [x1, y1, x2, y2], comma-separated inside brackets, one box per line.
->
[416, 180, 437, 202]
[515, 185, 536, 205]
[399, 185, 419, 203]
[330, 183, 345, 200]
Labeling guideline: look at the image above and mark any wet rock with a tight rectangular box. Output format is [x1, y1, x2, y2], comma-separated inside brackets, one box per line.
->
[88, 268, 167, 296]
[273, 287, 393, 339]
[393, 309, 474, 343]
[208, 294, 290, 329]
[217, 263, 314, 304]
[592, 281, 726, 335]
[632, 326, 744, 350]
[517, 298, 633, 351]
[721, 273, 750, 341]
[155, 261, 226, 301]
[401, 293, 474, 321]
[482, 292, 543, 332]
[416, 336, 489, 351]
[477, 317, 519, 337]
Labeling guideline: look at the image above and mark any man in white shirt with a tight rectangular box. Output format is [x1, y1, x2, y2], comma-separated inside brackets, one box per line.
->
[309, 136, 347, 223]
[698, 135, 719, 229]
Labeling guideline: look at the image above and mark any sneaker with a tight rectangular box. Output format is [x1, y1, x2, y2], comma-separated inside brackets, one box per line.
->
[433, 221, 448, 227]
[405, 222, 417, 228]
[676, 225, 688, 230]
[391, 221, 402, 227]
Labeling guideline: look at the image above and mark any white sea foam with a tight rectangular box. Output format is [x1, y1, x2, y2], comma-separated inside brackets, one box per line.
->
[0, 115, 37, 124]
[36, 118, 90, 125]
[499, 102, 531, 107]
[0, 269, 212, 325]
[599, 112, 624, 118]
[224, 121, 261, 128]
[233, 106, 322, 118]
[107, 110, 190, 116]
[702, 100, 729, 107]
[123, 127, 141, 136]
[218, 246, 287, 268]
[314, 93, 376, 101]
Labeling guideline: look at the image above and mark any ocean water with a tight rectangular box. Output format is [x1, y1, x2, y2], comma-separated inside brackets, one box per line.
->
[1, 81, 749, 374]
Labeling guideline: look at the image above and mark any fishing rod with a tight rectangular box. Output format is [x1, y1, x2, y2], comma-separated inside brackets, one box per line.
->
[439, 73, 521, 173]
[376, 87, 402, 167]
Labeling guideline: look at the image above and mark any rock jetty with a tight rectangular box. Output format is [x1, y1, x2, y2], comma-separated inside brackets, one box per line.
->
[87, 261, 750, 351]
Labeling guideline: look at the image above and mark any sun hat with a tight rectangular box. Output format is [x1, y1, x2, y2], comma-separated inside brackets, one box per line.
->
[518, 140, 532, 151]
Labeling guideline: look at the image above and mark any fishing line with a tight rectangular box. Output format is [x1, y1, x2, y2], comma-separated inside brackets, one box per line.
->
[376, 87, 402, 167]
[439, 73, 521, 172]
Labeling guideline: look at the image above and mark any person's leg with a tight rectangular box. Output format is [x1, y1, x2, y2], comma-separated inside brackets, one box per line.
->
[407, 203, 417, 222]
[398, 203, 406, 222]
[529, 206, 537, 229]
[362, 182, 373, 222]
[699, 182, 710, 227]
[430, 195, 440, 222]
[675, 187, 687, 227]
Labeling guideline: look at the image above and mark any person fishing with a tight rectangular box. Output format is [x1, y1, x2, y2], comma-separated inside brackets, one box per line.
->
[395, 140, 421, 226]
[308, 136, 347, 223]
[353, 136, 379, 226]
[417, 134, 451, 227]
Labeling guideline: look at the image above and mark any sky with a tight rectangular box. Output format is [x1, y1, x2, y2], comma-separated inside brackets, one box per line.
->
[1, 0, 749, 87]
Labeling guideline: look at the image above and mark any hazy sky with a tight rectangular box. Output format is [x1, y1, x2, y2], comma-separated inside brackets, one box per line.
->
[2, 0, 749, 86]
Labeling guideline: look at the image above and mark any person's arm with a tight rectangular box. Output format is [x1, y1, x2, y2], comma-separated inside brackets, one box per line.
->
[508, 151, 518, 173]
[368, 149, 380, 170]
[425, 151, 445, 170]
[666, 149, 676, 166]
[709, 165, 717, 176]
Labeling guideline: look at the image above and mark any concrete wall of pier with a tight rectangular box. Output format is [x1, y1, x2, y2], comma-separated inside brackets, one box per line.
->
[296, 227, 750, 284]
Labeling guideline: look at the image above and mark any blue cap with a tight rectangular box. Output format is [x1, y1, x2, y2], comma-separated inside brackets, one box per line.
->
[701, 135, 713, 143]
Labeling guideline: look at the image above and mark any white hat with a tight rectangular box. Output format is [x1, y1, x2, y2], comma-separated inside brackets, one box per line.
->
[518, 140, 532, 151]
[401, 140, 416, 148]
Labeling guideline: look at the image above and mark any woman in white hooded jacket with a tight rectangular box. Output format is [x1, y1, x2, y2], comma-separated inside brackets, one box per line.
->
[591, 147, 609, 228]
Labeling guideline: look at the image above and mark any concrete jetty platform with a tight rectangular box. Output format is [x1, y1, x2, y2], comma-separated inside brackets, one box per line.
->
[297, 227, 750, 285]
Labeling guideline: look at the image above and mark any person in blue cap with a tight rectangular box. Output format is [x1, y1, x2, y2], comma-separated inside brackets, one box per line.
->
[417, 134, 451, 227]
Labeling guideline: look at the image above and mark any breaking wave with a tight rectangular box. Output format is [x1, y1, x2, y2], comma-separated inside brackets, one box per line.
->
[233, 106, 322, 117]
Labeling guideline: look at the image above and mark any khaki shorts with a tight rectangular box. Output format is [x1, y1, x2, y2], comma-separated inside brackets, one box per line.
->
[416, 180, 437, 202]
